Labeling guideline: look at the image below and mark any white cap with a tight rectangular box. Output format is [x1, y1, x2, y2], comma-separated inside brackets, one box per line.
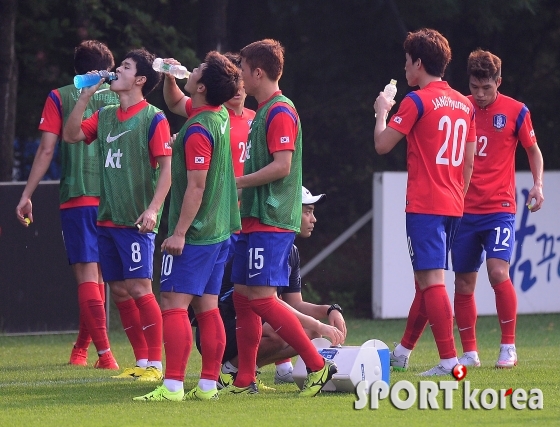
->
[302, 186, 326, 205]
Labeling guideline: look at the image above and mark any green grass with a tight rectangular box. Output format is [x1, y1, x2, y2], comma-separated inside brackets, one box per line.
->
[1, 314, 559, 427]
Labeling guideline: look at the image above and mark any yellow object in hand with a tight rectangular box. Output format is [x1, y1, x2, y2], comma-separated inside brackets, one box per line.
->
[24, 218, 31, 225]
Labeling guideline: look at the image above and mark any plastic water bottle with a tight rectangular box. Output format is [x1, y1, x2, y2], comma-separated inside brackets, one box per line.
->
[74, 70, 117, 89]
[375, 79, 397, 117]
[383, 79, 397, 102]
[152, 58, 190, 79]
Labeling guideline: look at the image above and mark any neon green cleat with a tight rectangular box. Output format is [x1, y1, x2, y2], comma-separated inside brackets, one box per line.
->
[111, 366, 146, 379]
[183, 385, 219, 400]
[136, 366, 163, 382]
[217, 370, 236, 389]
[133, 384, 184, 401]
[255, 371, 275, 391]
[218, 382, 258, 395]
[299, 359, 337, 397]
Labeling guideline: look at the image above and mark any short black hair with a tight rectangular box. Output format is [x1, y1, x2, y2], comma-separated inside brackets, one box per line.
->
[123, 48, 162, 97]
[74, 40, 114, 75]
[198, 51, 241, 106]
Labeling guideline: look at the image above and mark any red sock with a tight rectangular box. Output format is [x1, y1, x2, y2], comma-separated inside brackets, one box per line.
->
[77, 282, 110, 352]
[493, 279, 517, 344]
[423, 284, 456, 359]
[74, 315, 92, 350]
[275, 358, 291, 366]
[233, 292, 261, 387]
[135, 294, 163, 363]
[250, 296, 324, 372]
[162, 308, 191, 381]
[115, 298, 148, 361]
[454, 292, 477, 352]
[401, 282, 428, 350]
[98, 282, 106, 304]
[196, 308, 226, 381]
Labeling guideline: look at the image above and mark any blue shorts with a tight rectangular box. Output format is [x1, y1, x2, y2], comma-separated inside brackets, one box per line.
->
[97, 226, 155, 282]
[60, 206, 99, 265]
[451, 212, 515, 273]
[227, 233, 239, 263]
[406, 213, 461, 271]
[160, 239, 230, 296]
[231, 232, 295, 286]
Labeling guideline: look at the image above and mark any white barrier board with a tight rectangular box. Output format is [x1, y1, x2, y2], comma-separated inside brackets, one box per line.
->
[372, 171, 560, 319]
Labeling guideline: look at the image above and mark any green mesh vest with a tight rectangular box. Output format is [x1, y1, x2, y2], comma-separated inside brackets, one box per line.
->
[96, 104, 164, 232]
[168, 106, 241, 245]
[240, 95, 302, 231]
[58, 83, 119, 204]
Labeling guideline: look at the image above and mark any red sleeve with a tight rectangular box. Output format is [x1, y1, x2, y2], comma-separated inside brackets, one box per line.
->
[518, 108, 537, 149]
[81, 111, 100, 144]
[387, 95, 418, 136]
[265, 102, 298, 153]
[184, 98, 193, 117]
[38, 90, 63, 135]
[184, 125, 213, 170]
[148, 113, 172, 167]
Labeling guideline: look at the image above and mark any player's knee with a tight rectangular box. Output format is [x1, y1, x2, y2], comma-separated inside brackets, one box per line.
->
[488, 268, 509, 286]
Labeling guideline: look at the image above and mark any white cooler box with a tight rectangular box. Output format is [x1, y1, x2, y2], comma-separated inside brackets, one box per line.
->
[292, 338, 390, 393]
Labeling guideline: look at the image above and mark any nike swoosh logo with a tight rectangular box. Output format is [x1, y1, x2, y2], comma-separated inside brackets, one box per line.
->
[161, 278, 169, 283]
[220, 120, 228, 135]
[124, 326, 133, 331]
[129, 265, 143, 272]
[248, 272, 261, 278]
[500, 319, 514, 324]
[142, 323, 156, 330]
[458, 326, 472, 332]
[95, 88, 109, 94]
[106, 129, 132, 143]
[493, 247, 507, 252]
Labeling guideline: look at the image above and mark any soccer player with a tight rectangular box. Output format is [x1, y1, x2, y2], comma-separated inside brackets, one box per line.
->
[215, 186, 347, 388]
[373, 28, 476, 376]
[224, 39, 338, 397]
[450, 49, 544, 368]
[62, 48, 172, 382]
[133, 51, 241, 402]
[15, 40, 119, 370]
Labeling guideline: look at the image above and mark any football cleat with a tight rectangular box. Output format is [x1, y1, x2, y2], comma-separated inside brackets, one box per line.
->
[136, 366, 163, 382]
[458, 353, 481, 367]
[495, 345, 517, 369]
[183, 385, 219, 400]
[217, 370, 236, 390]
[93, 350, 119, 370]
[274, 368, 294, 384]
[299, 359, 337, 397]
[255, 371, 276, 392]
[218, 382, 258, 395]
[390, 343, 409, 371]
[419, 364, 453, 377]
[111, 366, 146, 379]
[69, 346, 88, 366]
[133, 384, 183, 401]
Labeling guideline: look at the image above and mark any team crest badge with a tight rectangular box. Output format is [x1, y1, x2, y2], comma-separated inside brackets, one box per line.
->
[493, 114, 506, 129]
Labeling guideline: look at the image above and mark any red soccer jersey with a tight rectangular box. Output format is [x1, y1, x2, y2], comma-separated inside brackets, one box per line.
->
[464, 93, 537, 214]
[388, 81, 476, 216]
[228, 107, 255, 178]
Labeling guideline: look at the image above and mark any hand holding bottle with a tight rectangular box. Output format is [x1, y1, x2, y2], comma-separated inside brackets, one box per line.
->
[374, 79, 397, 118]
[153, 58, 190, 79]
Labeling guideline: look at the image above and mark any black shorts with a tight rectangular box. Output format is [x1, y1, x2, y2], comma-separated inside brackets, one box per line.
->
[195, 315, 238, 364]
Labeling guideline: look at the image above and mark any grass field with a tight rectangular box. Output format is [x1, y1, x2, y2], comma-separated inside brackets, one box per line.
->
[1, 313, 559, 427]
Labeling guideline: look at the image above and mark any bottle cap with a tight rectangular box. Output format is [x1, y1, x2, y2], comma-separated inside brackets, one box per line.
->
[390, 79, 397, 85]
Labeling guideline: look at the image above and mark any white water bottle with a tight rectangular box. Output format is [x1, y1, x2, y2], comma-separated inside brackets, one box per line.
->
[375, 79, 397, 118]
[383, 79, 397, 102]
[152, 58, 190, 79]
